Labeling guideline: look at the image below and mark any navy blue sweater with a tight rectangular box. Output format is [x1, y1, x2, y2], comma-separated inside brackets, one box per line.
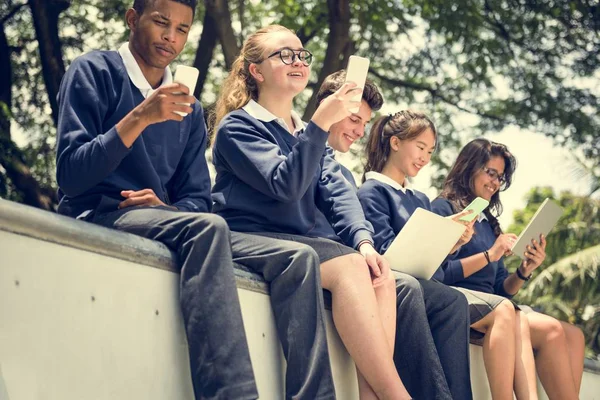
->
[55, 50, 211, 218]
[307, 148, 358, 241]
[431, 198, 512, 298]
[211, 109, 373, 249]
[357, 177, 447, 281]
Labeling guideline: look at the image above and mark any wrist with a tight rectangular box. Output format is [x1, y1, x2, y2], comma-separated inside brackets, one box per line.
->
[515, 266, 532, 281]
[357, 239, 374, 253]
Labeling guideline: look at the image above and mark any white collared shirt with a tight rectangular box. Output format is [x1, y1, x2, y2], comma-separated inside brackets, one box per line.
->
[118, 42, 173, 98]
[243, 99, 306, 136]
[364, 171, 414, 193]
[477, 212, 488, 223]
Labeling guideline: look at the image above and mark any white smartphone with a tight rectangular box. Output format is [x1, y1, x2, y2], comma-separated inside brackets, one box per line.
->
[173, 65, 199, 117]
[344, 55, 370, 113]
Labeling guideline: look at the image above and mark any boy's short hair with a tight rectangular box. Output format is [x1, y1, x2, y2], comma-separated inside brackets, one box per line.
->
[133, 0, 197, 17]
[316, 70, 384, 111]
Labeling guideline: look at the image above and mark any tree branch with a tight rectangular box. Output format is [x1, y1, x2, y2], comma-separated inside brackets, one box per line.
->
[370, 69, 505, 122]
[0, 2, 27, 25]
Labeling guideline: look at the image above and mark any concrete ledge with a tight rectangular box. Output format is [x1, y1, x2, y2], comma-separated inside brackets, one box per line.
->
[1, 198, 598, 375]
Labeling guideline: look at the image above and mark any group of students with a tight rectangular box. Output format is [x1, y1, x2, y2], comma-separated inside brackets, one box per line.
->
[54, 0, 586, 399]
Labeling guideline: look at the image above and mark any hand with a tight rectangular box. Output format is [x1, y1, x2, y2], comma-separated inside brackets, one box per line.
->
[450, 221, 475, 254]
[311, 82, 361, 132]
[134, 83, 195, 126]
[489, 233, 518, 262]
[520, 234, 547, 275]
[118, 189, 168, 209]
[359, 242, 391, 288]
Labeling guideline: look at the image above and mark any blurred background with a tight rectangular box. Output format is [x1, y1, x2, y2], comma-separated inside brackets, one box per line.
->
[0, 0, 598, 358]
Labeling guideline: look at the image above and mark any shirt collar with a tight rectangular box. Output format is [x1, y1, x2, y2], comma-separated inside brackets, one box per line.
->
[364, 171, 414, 193]
[243, 99, 306, 136]
[118, 42, 172, 99]
[478, 212, 488, 222]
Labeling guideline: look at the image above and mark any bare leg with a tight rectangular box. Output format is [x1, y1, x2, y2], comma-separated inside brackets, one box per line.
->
[321, 254, 410, 400]
[513, 311, 538, 399]
[562, 321, 585, 393]
[528, 312, 578, 400]
[356, 275, 399, 400]
[470, 299, 516, 400]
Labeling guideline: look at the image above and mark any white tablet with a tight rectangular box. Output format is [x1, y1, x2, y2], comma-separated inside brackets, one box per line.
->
[383, 207, 465, 279]
[511, 198, 562, 260]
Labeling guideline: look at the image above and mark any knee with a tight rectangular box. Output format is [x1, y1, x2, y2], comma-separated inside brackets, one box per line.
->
[331, 254, 371, 289]
[395, 273, 421, 295]
[539, 317, 566, 342]
[493, 299, 516, 326]
[286, 244, 320, 276]
[565, 323, 585, 348]
[190, 213, 229, 236]
[376, 271, 397, 294]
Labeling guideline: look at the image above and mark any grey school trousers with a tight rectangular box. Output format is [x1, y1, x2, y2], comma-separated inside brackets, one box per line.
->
[394, 274, 473, 400]
[92, 206, 335, 400]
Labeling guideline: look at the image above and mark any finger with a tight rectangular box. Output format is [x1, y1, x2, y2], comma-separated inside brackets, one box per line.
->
[120, 190, 134, 198]
[540, 234, 546, 248]
[162, 82, 190, 95]
[172, 104, 195, 114]
[171, 94, 196, 104]
[366, 257, 382, 277]
[454, 209, 474, 220]
[345, 100, 361, 110]
[507, 233, 518, 240]
[118, 196, 150, 209]
[338, 81, 357, 94]
[126, 189, 155, 198]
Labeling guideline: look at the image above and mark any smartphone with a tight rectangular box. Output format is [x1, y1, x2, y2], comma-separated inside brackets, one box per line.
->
[344, 55, 370, 113]
[173, 65, 199, 117]
[459, 197, 490, 222]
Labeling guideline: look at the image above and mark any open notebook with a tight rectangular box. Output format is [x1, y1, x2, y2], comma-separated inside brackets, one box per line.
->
[383, 208, 465, 279]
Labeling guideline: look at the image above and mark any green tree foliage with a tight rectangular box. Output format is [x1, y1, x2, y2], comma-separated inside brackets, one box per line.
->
[1, 0, 599, 212]
[506, 187, 600, 357]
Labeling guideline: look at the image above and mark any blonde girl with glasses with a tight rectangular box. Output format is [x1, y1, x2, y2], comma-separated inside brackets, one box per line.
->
[432, 138, 585, 400]
[211, 25, 411, 400]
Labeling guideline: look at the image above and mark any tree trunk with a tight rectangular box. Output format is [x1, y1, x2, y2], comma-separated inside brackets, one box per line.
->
[0, 21, 56, 210]
[28, 0, 70, 126]
[302, 0, 351, 121]
[193, 7, 219, 99]
[205, 0, 239, 70]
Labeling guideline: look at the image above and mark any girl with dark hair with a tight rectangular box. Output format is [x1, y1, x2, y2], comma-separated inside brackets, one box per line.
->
[359, 113, 539, 400]
[432, 138, 585, 399]
[212, 25, 410, 399]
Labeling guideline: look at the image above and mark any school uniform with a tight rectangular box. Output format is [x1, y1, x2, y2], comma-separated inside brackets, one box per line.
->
[56, 45, 334, 400]
[431, 197, 517, 336]
[212, 100, 374, 262]
[357, 171, 473, 400]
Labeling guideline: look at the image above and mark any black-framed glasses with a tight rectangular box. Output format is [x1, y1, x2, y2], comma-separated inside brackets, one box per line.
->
[265, 47, 313, 66]
[482, 167, 506, 186]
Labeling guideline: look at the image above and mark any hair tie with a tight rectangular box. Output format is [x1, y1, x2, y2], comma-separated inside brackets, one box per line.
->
[381, 113, 393, 141]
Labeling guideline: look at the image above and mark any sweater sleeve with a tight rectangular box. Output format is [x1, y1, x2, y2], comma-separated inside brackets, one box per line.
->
[357, 185, 397, 254]
[431, 198, 466, 284]
[214, 116, 329, 203]
[316, 153, 373, 249]
[494, 258, 514, 298]
[168, 103, 212, 213]
[56, 56, 131, 197]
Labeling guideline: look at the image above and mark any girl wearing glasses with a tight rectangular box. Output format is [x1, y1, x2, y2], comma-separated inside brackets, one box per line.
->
[211, 25, 410, 399]
[358, 112, 540, 399]
[432, 138, 584, 399]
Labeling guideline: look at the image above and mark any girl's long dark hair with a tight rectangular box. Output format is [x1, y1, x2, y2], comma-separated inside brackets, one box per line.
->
[362, 110, 437, 181]
[439, 138, 517, 236]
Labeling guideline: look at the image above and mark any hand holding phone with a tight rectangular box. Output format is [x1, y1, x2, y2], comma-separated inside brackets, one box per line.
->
[173, 65, 199, 117]
[458, 197, 489, 222]
[344, 56, 370, 113]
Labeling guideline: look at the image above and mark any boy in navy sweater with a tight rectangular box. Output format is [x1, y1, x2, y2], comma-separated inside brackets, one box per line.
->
[55, 1, 335, 399]
[315, 72, 473, 399]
